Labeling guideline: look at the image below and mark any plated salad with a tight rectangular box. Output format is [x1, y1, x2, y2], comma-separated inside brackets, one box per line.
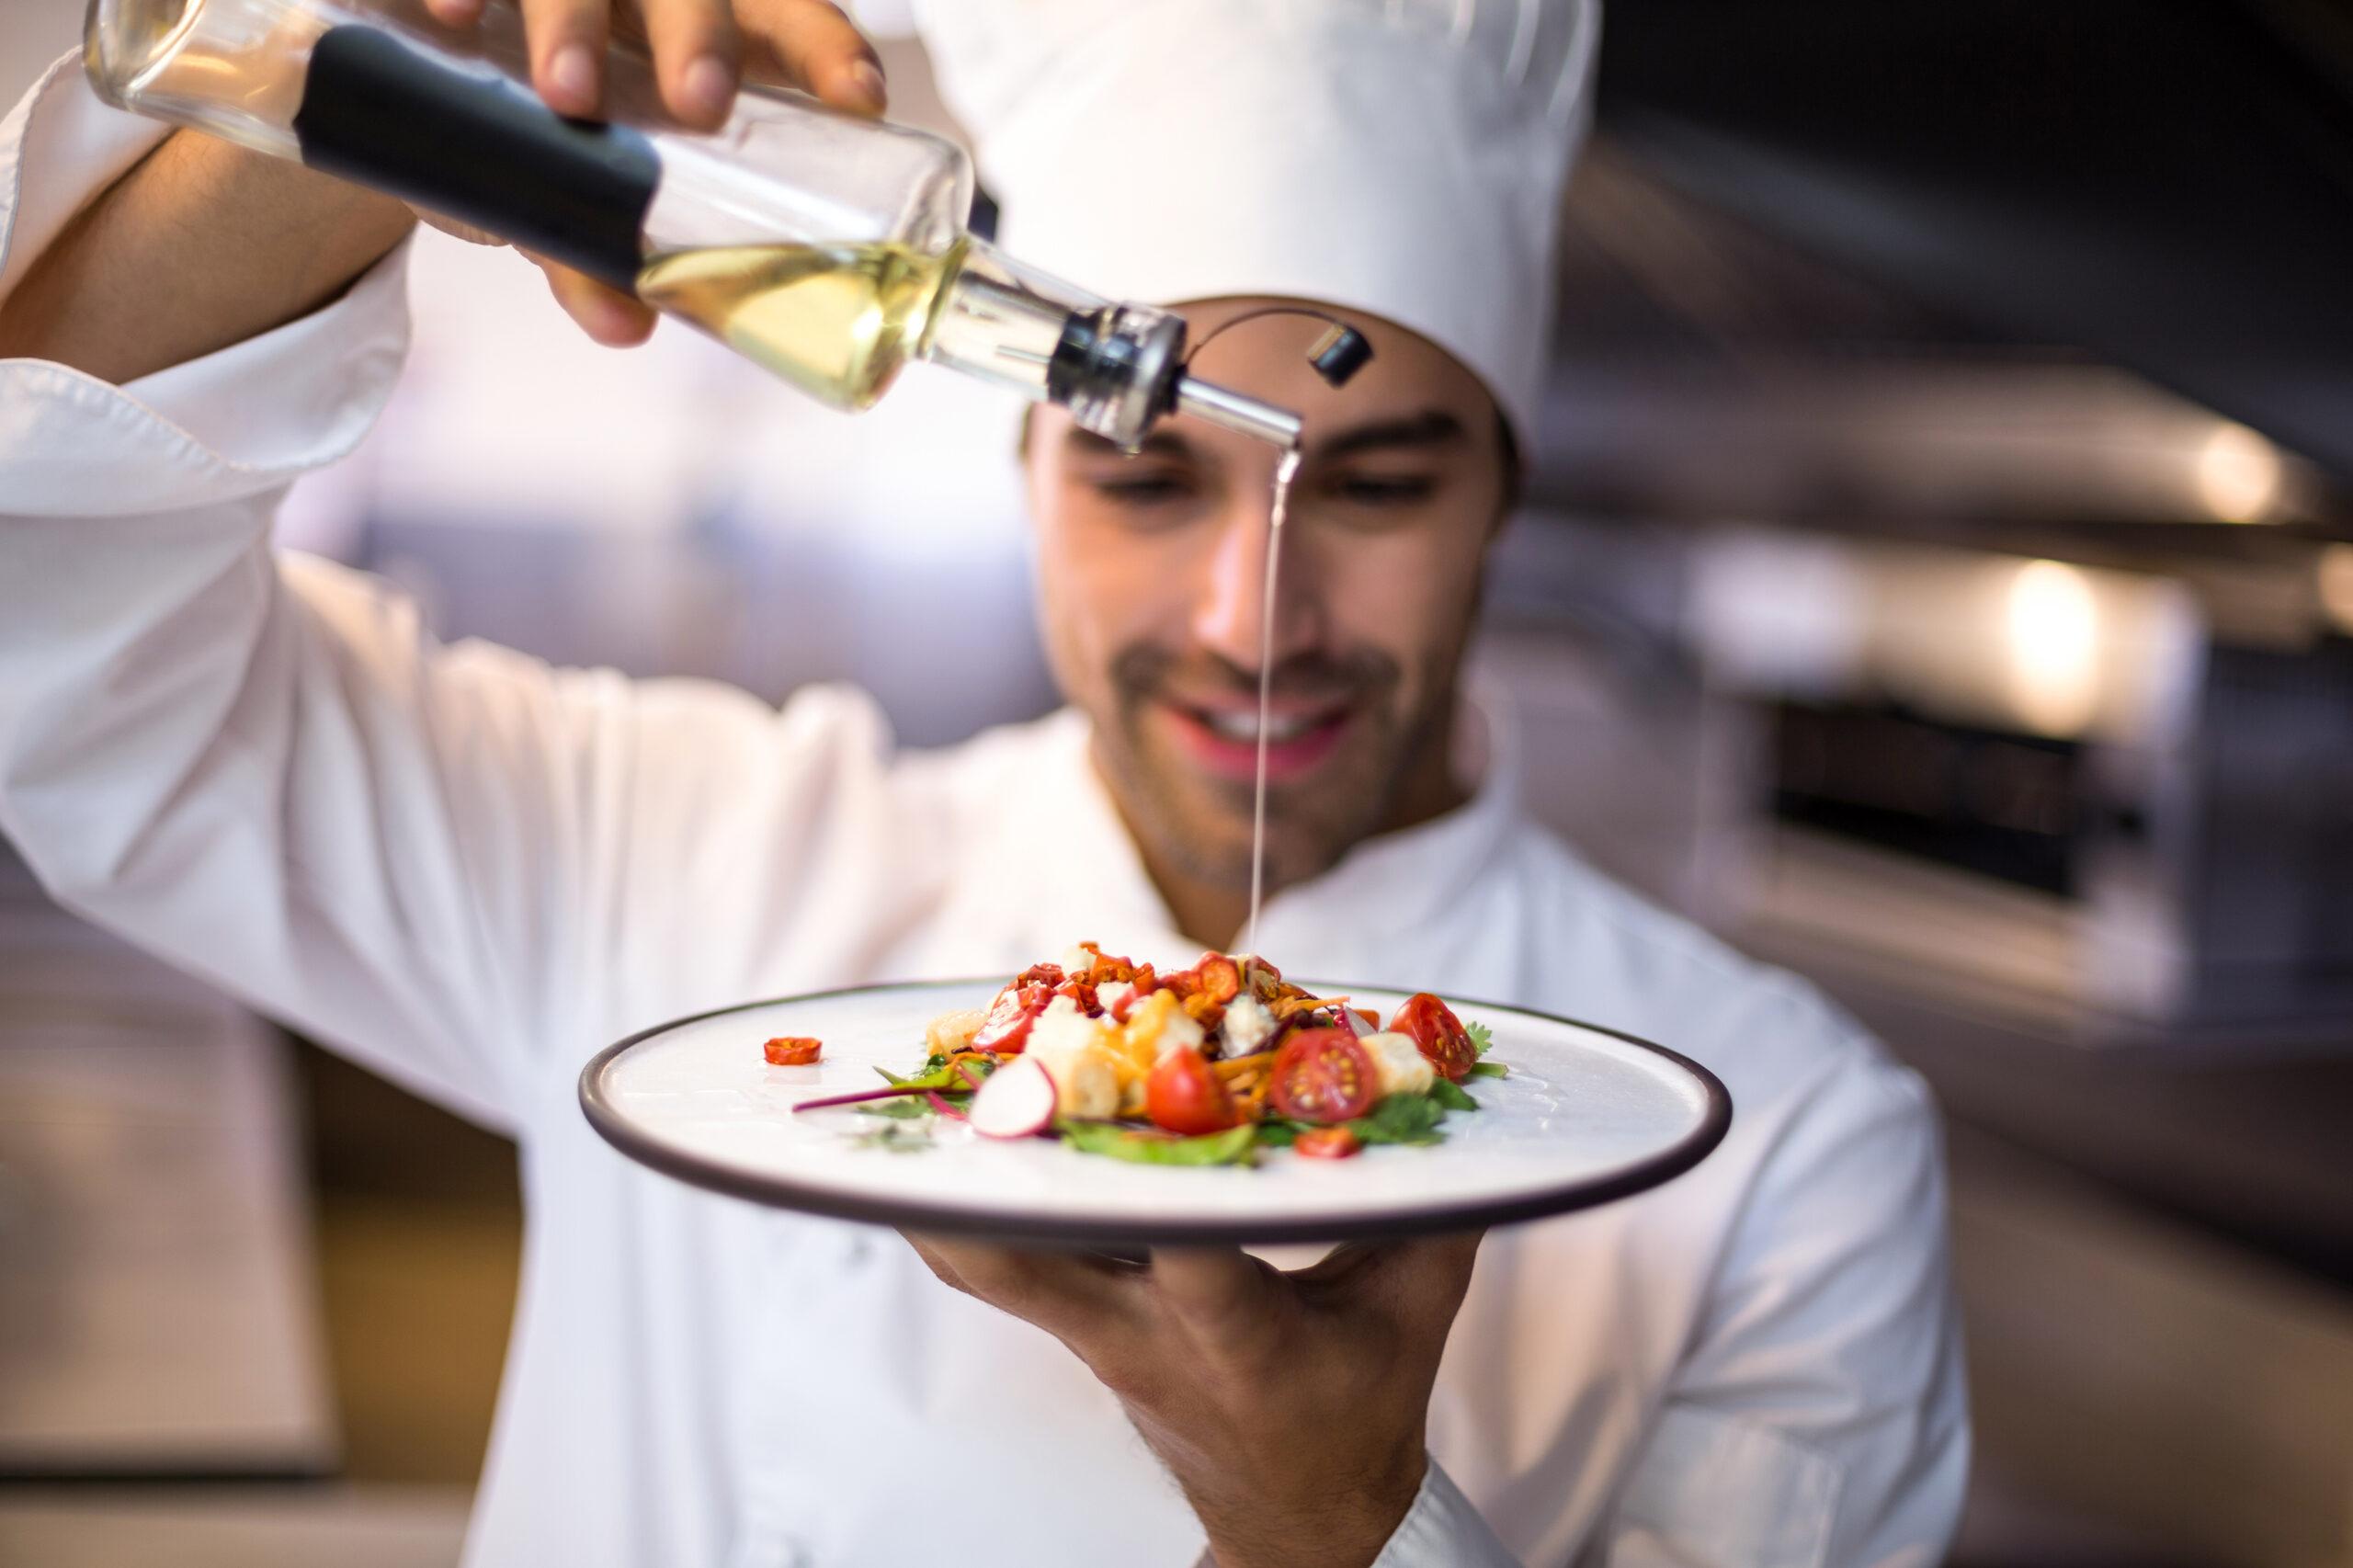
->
[775, 945, 1505, 1165]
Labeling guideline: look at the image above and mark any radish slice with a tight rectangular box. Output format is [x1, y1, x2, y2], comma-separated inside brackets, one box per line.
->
[968, 1055, 1057, 1139]
[925, 1090, 969, 1121]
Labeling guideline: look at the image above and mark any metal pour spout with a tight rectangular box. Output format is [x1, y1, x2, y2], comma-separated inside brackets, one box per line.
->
[1173, 374, 1304, 449]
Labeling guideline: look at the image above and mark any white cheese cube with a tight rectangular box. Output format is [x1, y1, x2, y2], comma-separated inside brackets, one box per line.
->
[1358, 1030, 1435, 1098]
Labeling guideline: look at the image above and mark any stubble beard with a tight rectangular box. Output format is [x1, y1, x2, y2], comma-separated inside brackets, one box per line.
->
[1095, 643, 1451, 898]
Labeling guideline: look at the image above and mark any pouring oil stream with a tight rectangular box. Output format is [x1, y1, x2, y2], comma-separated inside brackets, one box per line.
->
[1243, 445, 1305, 957]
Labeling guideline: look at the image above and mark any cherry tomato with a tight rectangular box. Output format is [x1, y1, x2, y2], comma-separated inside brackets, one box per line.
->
[1390, 993, 1477, 1084]
[762, 1036, 823, 1066]
[1293, 1126, 1362, 1159]
[1268, 1027, 1380, 1125]
[972, 981, 1051, 1052]
[1144, 1043, 1241, 1135]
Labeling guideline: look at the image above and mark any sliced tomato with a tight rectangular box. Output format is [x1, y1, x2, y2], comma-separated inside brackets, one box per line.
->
[1144, 1043, 1241, 1135]
[1390, 993, 1477, 1084]
[1267, 1027, 1380, 1125]
[1193, 955, 1242, 1004]
[1076, 941, 1139, 983]
[761, 1036, 823, 1066]
[1293, 1126, 1362, 1159]
[971, 980, 1051, 1053]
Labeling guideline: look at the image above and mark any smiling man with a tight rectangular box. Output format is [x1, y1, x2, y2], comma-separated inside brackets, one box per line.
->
[1035, 318, 1506, 947]
[0, 0, 1966, 1564]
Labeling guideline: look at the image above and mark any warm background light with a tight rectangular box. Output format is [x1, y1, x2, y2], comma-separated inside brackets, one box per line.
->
[2194, 422, 2283, 523]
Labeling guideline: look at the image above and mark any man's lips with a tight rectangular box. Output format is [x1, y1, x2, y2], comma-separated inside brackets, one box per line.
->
[1157, 698, 1354, 783]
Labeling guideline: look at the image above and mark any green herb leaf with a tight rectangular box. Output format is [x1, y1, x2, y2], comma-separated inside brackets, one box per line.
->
[856, 1096, 932, 1119]
[1254, 1120, 1302, 1148]
[1055, 1119, 1258, 1167]
[1427, 1078, 1480, 1112]
[1465, 1020, 1494, 1057]
[1468, 1061, 1509, 1079]
[876, 1051, 984, 1091]
[1347, 1092, 1449, 1147]
[853, 1124, 931, 1154]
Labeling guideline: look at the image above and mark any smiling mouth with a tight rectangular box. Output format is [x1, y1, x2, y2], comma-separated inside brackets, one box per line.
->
[1157, 699, 1356, 783]
[1184, 706, 1340, 745]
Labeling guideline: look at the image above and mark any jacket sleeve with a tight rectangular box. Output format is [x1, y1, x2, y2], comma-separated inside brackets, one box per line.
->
[0, 60, 918, 1131]
[1596, 1056, 1970, 1568]
[1374, 1455, 1526, 1568]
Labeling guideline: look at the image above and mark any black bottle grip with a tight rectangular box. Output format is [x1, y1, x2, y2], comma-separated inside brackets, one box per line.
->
[293, 25, 658, 290]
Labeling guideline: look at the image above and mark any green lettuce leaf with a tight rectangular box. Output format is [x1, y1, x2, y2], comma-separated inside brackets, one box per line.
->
[1347, 1092, 1449, 1146]
[1056, 1120, 1258, 1167]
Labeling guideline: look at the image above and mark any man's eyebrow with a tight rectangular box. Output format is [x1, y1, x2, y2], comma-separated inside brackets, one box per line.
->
[1309, 410, 1468, 461]
[1060, 409, 1466, 462]
[1063, 426, 1196, 460]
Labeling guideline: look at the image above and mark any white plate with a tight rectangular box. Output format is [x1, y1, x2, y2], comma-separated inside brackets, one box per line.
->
[580, 980, 1731, 1244]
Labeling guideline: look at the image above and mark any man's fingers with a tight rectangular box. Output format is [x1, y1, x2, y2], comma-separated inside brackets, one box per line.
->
[1148, 1247, 1283, 1351]
[520, 0, 610, 117]
[733, 0, 887, 114]
[639, 0, 743, 129]
[902, 1233, 1134, 1340]
[527, 254, 657, 344]
[1331, 1231, 1486, 1326]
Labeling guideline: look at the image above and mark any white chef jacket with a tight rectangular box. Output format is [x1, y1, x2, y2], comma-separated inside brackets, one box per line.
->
[0, 59, 1967, 1568]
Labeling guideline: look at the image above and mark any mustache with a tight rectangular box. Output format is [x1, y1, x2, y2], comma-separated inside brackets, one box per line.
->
[1109, 643, 1402, 708]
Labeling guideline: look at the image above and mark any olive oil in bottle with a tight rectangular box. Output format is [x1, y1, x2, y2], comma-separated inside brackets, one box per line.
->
[634, 239, 965, 411]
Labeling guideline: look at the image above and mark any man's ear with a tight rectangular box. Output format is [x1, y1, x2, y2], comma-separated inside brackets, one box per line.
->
[1488, 410, 1523, 542]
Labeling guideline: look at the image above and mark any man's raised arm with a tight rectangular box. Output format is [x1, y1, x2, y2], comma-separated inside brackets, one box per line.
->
[0, 6, 898, 1125]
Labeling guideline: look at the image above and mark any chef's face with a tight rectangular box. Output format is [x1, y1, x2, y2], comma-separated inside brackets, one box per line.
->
[1023, 300, 1512, 895]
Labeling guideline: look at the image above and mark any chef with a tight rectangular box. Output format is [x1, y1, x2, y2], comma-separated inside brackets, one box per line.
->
[0, 0, 1967, 1563]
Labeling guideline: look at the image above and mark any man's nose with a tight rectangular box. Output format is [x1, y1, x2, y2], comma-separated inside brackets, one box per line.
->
[1189, 495, 1323, 673]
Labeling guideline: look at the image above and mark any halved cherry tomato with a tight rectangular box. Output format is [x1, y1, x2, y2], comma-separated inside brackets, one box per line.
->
[1267, 1027, 1380, 1125]
[1145, 1043, 1241, 1135]
[1390, 993, 1477, 1084]
[1293, 1126, 1362, 1159]
[762, 1036, 823, 1066]
[972, 980, 1052, 1052]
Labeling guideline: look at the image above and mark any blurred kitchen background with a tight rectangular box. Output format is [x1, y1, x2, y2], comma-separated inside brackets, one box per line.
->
[5, 1, 2352, 1563]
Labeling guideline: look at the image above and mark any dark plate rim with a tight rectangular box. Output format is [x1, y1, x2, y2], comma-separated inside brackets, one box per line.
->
[578, 977, 1733, 1245]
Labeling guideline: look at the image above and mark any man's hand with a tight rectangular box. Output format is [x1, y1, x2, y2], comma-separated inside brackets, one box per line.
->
[419, 0, 886, 345]
[904, 1232, 1484, 1568]
[0, 0, 885, 380]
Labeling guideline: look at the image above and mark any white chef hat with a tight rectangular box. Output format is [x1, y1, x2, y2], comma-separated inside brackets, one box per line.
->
[913, 0, 1601, 449]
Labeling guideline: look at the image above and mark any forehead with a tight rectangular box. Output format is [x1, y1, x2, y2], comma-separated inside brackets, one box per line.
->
[1169, 297, 1498, 440]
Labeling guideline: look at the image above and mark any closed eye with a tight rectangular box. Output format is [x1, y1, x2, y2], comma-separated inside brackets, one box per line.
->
[1330, 473, 1438, 506]
[1089, 472, 1195, 506]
